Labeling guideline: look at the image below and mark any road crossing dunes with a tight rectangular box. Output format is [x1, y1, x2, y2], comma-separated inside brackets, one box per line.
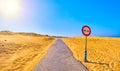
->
[33, 39, 88, 71]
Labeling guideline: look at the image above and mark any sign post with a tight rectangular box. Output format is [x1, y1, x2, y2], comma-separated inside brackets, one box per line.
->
[82, 25, 91, 62]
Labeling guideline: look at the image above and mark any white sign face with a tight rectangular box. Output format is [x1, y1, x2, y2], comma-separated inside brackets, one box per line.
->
[83, 27, 90, 35]
[82, 26, 91, 36]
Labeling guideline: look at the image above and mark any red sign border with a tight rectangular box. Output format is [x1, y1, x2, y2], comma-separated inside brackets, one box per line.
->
[82, 26, 91, 36]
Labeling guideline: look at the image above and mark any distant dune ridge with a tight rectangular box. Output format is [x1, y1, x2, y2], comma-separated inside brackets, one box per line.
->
[0, 30, 69, 38]
[0, 30, 44, 36]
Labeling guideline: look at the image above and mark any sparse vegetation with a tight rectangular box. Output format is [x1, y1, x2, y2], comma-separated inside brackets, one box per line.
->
[0, 30, 15, 35]
[0, 30, 50, 37]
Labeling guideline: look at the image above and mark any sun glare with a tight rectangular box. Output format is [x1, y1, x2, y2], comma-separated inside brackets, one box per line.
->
[0, 0, 21, 18]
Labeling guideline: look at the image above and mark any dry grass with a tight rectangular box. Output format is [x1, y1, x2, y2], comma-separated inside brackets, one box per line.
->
[0, 34, 55, 71]
[62, 37, 120, 71]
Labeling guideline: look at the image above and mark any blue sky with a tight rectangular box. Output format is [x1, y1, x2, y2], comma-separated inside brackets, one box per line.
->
[0, 0, 120, 37]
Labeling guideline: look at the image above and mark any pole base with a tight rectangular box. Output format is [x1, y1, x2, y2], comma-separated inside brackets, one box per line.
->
[84, 50, 87, 62]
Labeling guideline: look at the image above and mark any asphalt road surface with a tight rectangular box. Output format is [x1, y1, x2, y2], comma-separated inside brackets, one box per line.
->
[33, 39, 88, 71]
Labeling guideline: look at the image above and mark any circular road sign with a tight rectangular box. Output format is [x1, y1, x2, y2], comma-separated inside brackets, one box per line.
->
[82, 26, 91, 36]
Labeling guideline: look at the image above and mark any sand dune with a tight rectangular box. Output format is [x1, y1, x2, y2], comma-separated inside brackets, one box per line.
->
[1, 33, 120, 71]
[0, 34, 55, 71]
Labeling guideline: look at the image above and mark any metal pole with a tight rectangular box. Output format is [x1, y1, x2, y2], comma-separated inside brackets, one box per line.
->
[84, 36, 87, 62]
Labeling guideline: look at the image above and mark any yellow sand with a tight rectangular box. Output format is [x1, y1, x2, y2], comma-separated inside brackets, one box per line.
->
[0, 34, 55, 71]
[63, 37, 120, 71]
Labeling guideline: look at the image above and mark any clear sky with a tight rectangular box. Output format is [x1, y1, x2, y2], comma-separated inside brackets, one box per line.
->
[0, 0, 120, 37]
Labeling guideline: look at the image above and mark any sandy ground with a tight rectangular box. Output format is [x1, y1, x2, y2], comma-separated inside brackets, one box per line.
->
[0, 34, 55, 71]
[33, 39, 88, 71]
[63, 37, 120, 71]
[1, 33, 119, 71]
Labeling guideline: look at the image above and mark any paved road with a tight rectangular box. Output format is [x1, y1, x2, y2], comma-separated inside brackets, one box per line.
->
[33, 39, 88, 71]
